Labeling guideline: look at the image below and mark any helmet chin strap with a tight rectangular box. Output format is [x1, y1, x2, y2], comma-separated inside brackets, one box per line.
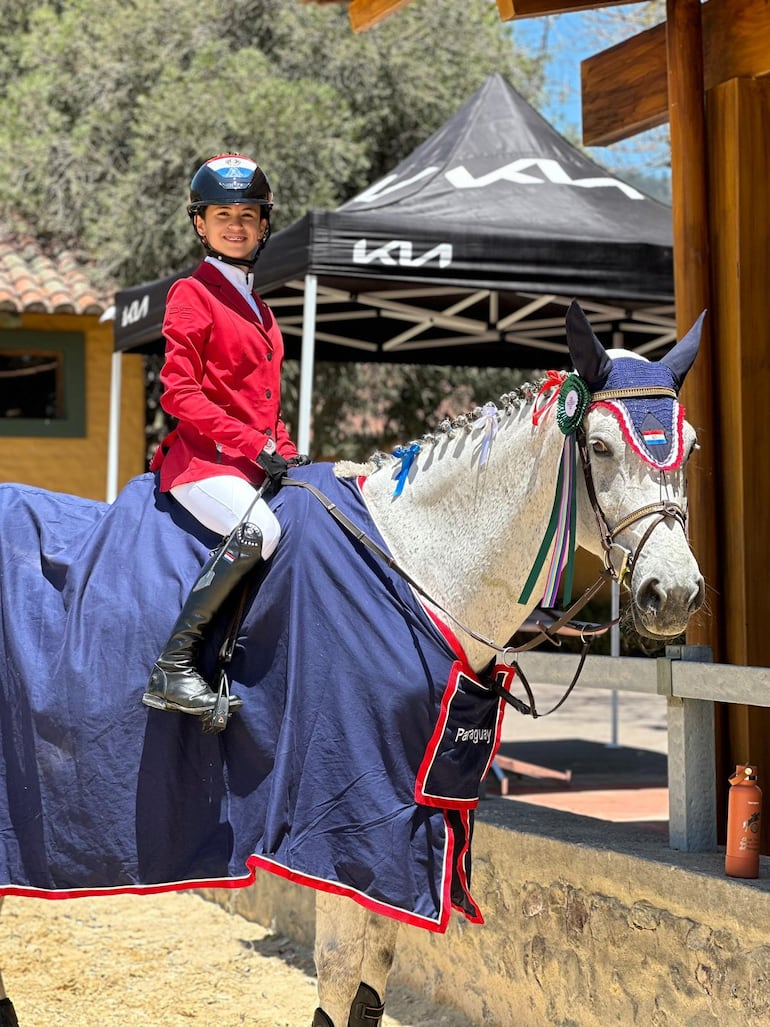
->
[194, 219, 271, 272]
[203, 244, 260, 272]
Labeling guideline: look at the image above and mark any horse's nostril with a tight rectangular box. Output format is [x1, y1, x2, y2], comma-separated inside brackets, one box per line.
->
[640, 580, 704, 619]
[638, 578, 665, 614]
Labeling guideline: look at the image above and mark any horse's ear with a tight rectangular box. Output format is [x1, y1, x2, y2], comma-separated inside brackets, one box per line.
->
[566, 300, 613, 389]
[660, 310, 706, 389]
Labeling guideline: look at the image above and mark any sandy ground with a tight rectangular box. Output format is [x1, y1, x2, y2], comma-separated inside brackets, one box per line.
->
[0, 891, 468, 1027]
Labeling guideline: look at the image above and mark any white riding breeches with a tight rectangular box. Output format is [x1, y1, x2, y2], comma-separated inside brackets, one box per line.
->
[171, 476, 282, 558]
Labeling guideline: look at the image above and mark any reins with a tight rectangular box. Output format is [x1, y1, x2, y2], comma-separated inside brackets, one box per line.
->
[280, 381, 690, 721]
[280, 476, 615, 719]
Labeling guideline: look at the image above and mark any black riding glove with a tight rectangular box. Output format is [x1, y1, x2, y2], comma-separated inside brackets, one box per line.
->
[256, 449, 289, 489]
[287, 454, 311, 467]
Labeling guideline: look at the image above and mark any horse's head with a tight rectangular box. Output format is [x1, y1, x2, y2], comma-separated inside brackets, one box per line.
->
[567, 301, 706, 640]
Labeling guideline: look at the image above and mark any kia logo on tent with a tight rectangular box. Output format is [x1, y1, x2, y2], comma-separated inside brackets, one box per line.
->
[352, 239, 453, 269]
[120, 294, 150, 327]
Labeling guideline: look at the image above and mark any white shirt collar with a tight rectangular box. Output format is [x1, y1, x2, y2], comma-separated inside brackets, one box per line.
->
[205, 255, 254, 292]
[205, 257, 260, 318]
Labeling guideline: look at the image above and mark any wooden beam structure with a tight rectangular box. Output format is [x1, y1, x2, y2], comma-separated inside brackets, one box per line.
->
[582, 25, 669, 146]
[496, 0, 637, 15]
[707, 76, 770, 845]
[303, 0, 642, 31]
[582, 0, 770, 145]
[348, 0, 412, 31]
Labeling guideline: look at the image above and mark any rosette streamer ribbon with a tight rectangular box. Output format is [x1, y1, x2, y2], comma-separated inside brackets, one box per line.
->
[519, 373, 590, 607]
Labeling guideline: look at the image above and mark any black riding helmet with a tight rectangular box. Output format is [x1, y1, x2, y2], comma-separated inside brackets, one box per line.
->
[188, 154, 274, 268]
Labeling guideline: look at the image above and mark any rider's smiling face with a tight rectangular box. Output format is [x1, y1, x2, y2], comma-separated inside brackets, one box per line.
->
[195, 204, 267, 266]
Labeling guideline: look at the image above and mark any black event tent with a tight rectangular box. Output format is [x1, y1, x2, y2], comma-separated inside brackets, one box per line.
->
[112, 72, 676, 452]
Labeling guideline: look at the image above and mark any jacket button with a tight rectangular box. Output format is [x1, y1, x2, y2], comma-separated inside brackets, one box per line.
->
[265, 389, 272, 399]
[266, 352, 273, 361]
[265, 428, 272, 436]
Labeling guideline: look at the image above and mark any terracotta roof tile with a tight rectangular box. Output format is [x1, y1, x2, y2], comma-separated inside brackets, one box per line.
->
[0, 218, 114, 317]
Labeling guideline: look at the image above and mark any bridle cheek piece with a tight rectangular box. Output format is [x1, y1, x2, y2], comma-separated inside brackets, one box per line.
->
[576, 421, 688, 592]
[491, 420, 689, 720]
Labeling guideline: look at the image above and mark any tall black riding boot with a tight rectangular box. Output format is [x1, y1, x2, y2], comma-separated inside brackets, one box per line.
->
[142, 521, 264, 715]
[0, 998, 19, 1027]
[348, 983, 385, 1027]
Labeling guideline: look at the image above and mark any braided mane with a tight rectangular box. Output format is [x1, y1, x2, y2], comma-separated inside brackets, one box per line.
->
[333, 376, 547, 480]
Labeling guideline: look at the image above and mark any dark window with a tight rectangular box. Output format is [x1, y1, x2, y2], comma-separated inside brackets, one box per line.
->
[0, 332, 85, 437]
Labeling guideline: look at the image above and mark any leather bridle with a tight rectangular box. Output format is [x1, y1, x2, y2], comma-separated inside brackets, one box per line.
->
[280, 390, 690, 718]
[576, 424, 687, 592]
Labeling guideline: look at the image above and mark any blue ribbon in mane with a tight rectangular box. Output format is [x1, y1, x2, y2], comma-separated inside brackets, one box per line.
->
[392, 444, 421, 496]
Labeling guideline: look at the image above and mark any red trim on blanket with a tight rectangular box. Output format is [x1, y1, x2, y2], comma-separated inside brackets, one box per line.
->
[422, 606, 473, 668]
[450, 808, 484, 924]
[0, 872, 256, 902]
[0, 811, 481, 934]
[245, 807, 471, 934]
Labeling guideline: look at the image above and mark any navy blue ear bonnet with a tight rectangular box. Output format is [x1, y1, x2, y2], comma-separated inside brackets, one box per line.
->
[592, 357, 683, 469]
[565, 301, 705, 472]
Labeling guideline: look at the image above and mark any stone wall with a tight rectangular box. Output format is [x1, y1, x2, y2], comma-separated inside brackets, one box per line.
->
[204, 799, 770, 1027]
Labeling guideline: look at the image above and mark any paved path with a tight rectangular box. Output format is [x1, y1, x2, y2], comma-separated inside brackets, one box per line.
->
[492, 680, 669, 828]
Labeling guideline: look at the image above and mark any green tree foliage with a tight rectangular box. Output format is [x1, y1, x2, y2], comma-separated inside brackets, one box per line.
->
[2, 0, 545, 459]
[280, 359, 537, 462]
[0, 0, 541, 286]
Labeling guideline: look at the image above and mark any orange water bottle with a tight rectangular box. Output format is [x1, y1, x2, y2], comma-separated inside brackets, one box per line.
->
[725, 765, 763, 879]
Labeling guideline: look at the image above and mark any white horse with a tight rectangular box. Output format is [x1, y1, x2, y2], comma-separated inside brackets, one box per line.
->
[310, 301, 705, 1027]
[0, 302, 704, 1027]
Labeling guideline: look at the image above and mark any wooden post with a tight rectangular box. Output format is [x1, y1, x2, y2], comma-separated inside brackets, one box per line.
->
[665, 0, 723, 657]
[707, 76, 770, 852]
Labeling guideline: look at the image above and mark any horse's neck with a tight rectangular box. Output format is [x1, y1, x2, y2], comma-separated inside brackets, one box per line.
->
[360, 403, 564, 670]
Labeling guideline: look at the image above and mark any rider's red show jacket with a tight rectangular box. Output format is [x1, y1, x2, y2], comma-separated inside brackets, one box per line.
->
[150, 260, 297, 491]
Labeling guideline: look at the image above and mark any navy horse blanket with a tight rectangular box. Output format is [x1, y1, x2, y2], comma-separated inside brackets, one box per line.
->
[0, 463, 512, 932]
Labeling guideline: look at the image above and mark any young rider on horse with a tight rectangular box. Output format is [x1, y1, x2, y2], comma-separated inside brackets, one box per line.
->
[143, 153, 304, 720]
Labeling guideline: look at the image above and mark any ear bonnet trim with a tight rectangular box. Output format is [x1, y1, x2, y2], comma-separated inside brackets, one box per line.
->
[586, 356, 687, 471]
[591, 399, 687, 471]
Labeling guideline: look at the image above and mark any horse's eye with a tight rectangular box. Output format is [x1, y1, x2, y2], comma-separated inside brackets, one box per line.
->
[590, 438, 610, 456]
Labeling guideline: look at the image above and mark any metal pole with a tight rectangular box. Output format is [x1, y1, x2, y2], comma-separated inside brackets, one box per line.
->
[608, 579, 620, 748]
[106, 350, 122, 503]
[297, 273, 317, 455]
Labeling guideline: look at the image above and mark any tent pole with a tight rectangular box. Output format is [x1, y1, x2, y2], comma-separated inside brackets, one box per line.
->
[106, 350, 122, 503]
[297, 273, 318, 455]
